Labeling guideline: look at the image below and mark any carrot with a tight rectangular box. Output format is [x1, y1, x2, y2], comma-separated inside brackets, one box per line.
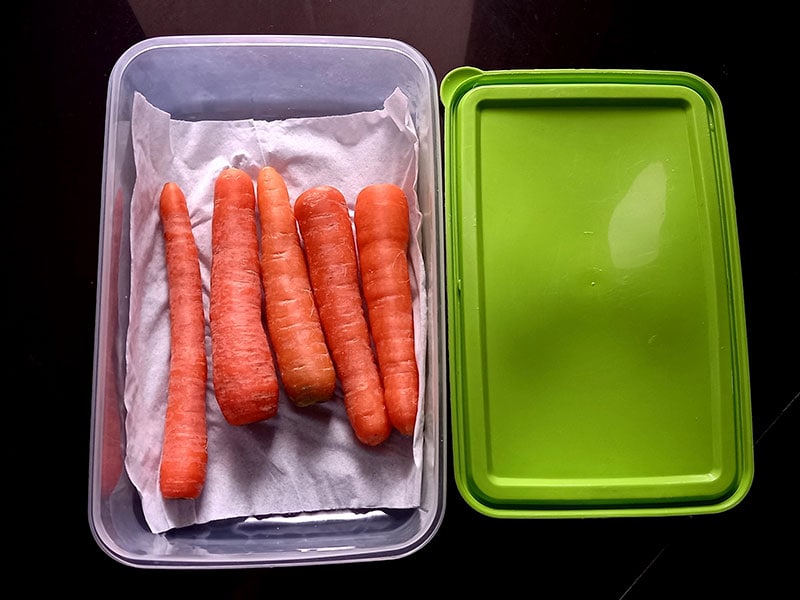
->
[157, 182, 208, 499]
[354, 184, 419, 436]
[101, 189, 126, 498]
[210, 167, 279, 425]
[256, 167, 336, 406]
[294, 186, 392, 446]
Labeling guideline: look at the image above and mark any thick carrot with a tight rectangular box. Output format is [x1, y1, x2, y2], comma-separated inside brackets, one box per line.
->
[210, 167, 279, 425]
[294, 186, 392, 446]
[158, 182, 208, 499]
[354, 184, 419, 436]
[257, 167, 336, 406]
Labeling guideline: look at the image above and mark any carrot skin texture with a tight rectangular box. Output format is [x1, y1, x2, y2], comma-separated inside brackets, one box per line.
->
[257, 167, 336, 406]
[158, 182, 208, 499]
[294, 186, 392, 446]
[210, 168, 280, 425]
[355, 184, 419, 436]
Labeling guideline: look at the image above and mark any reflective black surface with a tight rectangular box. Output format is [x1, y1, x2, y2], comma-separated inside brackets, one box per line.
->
[13, 1, 796, 597]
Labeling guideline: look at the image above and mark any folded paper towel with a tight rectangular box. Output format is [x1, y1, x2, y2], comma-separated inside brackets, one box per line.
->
[124, 89, 426, 534]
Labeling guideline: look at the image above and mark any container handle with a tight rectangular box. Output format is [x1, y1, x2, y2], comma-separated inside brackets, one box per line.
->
[440, 66, 484, 108]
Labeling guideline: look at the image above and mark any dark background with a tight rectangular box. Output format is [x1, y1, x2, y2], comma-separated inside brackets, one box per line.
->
[11, 1, 796, 597]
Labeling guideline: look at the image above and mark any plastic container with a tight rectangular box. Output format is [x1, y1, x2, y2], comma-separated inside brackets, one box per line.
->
[90, 35, 446, 568]
[440, 67, 753, 517]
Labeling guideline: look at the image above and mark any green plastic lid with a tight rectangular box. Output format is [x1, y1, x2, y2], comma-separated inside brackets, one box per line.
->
[440, 68, 753, 518]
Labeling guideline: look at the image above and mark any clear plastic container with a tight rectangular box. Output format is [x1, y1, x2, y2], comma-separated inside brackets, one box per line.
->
[90, 35, 446, 568]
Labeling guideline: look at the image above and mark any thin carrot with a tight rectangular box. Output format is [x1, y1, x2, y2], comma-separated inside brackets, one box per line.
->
[210, 167, 279, 426]
[158, 181, 208, 499]
[257, 167, 336, 406]
[354, 184, 419, 436]
[101, 189, 126, 498]
[294, 186, 392, 446]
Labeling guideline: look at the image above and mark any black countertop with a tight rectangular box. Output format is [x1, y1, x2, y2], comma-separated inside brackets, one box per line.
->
[12, 1, 796, 597]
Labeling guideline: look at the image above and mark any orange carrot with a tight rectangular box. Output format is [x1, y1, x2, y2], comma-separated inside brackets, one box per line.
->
[354, 184, 419, 436]
[210, 167, 279, 425]
[294, 186, 392, 446]
[256, 167, 336, 406]
[101, 189, 125, 498]
[158, 182, 208, 499]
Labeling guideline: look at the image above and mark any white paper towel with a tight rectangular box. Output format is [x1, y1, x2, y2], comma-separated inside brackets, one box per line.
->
[125, 89, 427, 534]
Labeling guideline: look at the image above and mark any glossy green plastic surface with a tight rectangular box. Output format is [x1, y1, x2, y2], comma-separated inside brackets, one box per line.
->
[441, 68, 752, 518]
